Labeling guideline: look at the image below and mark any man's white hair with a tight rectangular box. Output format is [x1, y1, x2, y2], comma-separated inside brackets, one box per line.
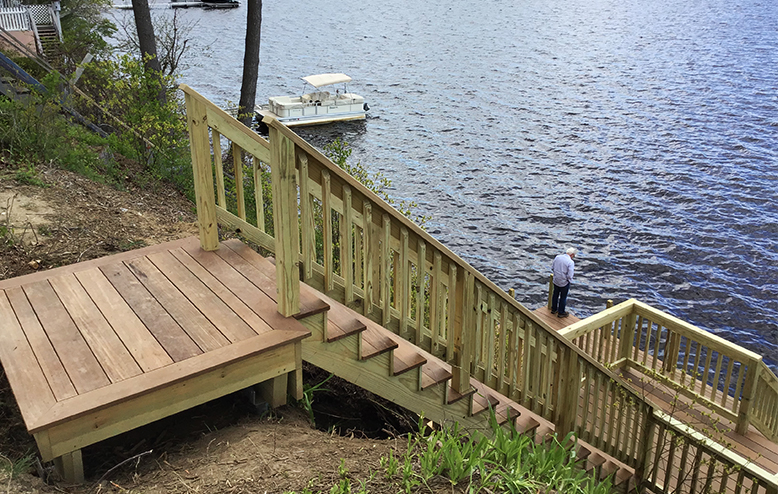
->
[566, 247, 578, 256]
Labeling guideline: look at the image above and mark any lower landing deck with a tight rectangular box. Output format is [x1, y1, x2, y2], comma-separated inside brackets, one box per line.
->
[0, 237, 316, 481]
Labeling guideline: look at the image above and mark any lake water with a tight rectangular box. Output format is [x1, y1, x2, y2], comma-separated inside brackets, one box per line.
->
[113, 0, 778, 368]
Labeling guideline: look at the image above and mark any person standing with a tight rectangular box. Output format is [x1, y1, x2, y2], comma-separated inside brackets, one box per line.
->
[551, 247, 577, 317]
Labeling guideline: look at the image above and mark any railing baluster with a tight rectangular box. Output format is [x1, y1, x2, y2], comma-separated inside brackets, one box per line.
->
[343, 185, 354, 305]
[485, 293, 496, 387]
[362, 202, 373, 316]
[711, 353, 724, 402]
[446, 263, 457, 361]
[212, 130, 226, 208]
[299, 154, 314, 282]
[381, 214, 391, 326]
[231, 143, 245, 220]
[414, 240, 426, 346]
[430, 252, 442, 353]
[497, 301, 507, 394]
[721, 357, 735, 410]
[253, 156, 265, 231]
[321, 170, 333, 292]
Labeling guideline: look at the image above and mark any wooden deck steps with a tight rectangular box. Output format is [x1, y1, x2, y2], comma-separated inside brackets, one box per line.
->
[0, 237, 312, 482]
[533, 306, 581, 331]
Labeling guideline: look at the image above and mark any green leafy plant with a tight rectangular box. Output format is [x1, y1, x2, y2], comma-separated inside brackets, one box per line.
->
[298, 373, 333, 427]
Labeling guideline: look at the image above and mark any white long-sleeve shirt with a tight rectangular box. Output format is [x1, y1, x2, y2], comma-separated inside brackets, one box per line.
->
[552, 254, 575, 287]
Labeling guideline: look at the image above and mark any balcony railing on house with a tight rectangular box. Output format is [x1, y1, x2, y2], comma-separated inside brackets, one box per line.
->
[181, 84, 778, 494]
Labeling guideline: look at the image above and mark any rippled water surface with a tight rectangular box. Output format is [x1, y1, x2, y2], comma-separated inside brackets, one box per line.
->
[125, 0, 778, 366]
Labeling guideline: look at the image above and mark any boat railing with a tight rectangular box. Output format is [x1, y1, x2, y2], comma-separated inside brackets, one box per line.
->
[180, 84, 778, 493]
[560, 298, 778, 441]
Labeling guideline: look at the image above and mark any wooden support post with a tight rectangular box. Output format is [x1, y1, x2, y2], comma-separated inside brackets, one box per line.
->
[634, 406, 656, 490]
[736, 357, 762, 435]
[184, 91, 219, 251]
[54, 449, 84, 483]
[618, 312, 637, 366]
[268, 123, 300, 317]
[547, 274, 554, 309]
[288, 341, 304, 401]
[557, 346, 581, 436]
[258, 374, 288, 408]
[452, 270, 474, 394]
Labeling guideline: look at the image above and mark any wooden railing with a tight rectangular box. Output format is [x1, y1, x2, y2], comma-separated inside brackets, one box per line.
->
[560, 299, 778, 441]
[181, 85, 778, 493]
[0, 7, 30, 30]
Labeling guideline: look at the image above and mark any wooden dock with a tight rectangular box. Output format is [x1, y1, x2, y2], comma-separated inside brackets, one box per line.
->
[0, 236, 320, 482]
[533, 306, 581, 331]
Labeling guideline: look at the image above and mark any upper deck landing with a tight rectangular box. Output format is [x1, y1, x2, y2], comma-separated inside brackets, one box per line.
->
[0, 236, 316, 480]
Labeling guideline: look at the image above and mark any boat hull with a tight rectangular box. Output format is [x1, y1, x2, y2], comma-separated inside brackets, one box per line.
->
[256, 108, 366, 127]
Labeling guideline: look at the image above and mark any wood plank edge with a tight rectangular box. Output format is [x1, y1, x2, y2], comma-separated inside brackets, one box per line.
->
[29, 328, 309, 433]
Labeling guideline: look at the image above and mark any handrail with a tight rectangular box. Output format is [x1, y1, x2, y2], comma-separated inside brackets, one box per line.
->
[180, 84, 778, 493]
[561, 298, 777, 440]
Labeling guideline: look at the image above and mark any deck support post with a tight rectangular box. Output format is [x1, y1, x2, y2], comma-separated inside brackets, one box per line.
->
[54, 449, 84, 484]
[258, 374, 288, 408]
[546, 274, 554, 310]
[736, 357, 762, 435]
[556, 346, 581, 436]
[184, 91, 219, 251]
[452, 269, 474, 394]
[267, 119, 300, 317]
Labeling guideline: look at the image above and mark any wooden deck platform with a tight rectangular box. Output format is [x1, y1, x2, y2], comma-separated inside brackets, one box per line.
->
[0, 237, 317, 482]
[618, 366, 778, 477]
[533, 306, 581, 331]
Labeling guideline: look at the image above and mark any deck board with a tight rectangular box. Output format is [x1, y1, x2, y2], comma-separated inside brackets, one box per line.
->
[3, 286, 77, 401]
[75, 268, 173, 372]
[49, 274, 143, 382]
[125, 256, 230, 352]
[100, 262, 202, 362]
[0, 236, 311, 469]
[147, 251, 258, 343]
[23, 280, 111, 394]
[168, 247, 273, 335]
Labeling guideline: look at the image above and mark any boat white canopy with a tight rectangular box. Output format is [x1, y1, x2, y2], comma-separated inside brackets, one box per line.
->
[302, 73, 352, 88]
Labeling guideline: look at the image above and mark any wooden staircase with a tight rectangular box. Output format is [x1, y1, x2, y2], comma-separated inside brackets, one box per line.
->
[222, 239, 637, 490]
[36, 24, 60, 62]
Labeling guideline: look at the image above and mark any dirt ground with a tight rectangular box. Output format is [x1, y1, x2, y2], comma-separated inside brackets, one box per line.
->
[0, 163, 414, 494]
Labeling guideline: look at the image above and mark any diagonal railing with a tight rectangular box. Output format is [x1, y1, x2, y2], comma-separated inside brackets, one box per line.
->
[181, 84, 778, 494]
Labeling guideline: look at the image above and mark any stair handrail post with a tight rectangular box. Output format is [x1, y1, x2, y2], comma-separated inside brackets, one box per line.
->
[546, 274, 553, 310]
[27, 9, 42, 57]
[618, 310, 637, 364]
[634, 405, 657, 490]
[735, 356, 762, 435]
[556, 345, 582, 436]
[267, 119, 300, 317]
[451, 269, 474, 393]
[183, 90, 219, 251]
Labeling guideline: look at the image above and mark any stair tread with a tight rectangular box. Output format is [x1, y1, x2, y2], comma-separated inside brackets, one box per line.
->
[421, 363, 452, 389]
[587, 452, 607, 471]
[472, 392, 500, 416]
[222, 240, 330, 319]
[361, 325, 398, 360]
[326, 317, 366, 342]
[447, 385, 476, 404]
[614, 467, 633, 486]
[393, 344, 426, 376]
[516, 416, 540, 435]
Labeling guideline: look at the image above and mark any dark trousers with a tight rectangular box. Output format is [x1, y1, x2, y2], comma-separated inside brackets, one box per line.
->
[551, 283, 570, 314]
